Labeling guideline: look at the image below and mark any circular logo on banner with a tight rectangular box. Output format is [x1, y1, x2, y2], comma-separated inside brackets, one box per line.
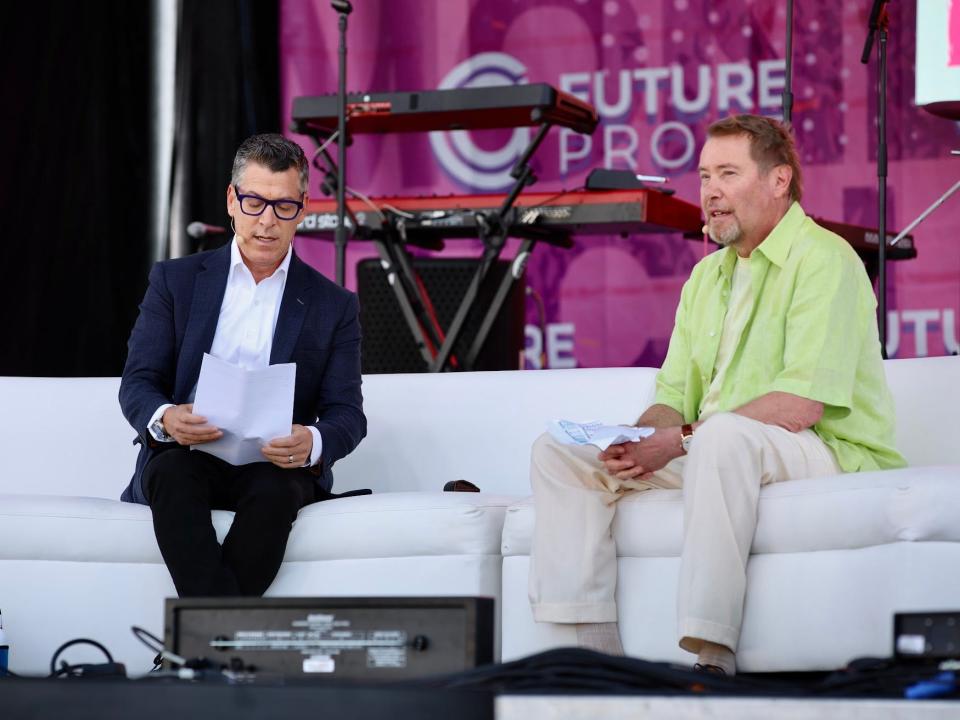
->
[429, 53, 532, 190]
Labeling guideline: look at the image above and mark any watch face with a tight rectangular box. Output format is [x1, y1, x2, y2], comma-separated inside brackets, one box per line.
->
[681, 435, 693, 452]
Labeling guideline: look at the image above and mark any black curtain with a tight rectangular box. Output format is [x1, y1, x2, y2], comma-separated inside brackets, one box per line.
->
[0, 0, 279, 377]
[0, 2, 151, 377]
[170, 0, 280, 257]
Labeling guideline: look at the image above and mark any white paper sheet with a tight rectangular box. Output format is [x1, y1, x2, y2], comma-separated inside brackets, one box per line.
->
[191, 353, 296, 465]
[547, 419, 655, 451]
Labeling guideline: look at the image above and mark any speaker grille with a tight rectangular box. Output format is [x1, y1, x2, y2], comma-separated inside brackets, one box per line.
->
[357, 258, 525, 374]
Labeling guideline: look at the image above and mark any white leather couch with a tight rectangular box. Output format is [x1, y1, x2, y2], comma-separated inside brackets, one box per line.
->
[1, 357, 958, 675]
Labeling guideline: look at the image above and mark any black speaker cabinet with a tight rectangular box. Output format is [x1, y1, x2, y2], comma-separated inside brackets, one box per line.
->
[357, 257, 525, 373]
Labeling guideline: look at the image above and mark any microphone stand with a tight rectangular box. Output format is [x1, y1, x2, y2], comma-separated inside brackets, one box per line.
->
[782, 0, 794, 123]
[861, 0, 890, 357]
[331, 0, 352, 287]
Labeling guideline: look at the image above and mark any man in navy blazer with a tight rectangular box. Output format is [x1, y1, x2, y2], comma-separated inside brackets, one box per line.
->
[119, 134, 366, 597]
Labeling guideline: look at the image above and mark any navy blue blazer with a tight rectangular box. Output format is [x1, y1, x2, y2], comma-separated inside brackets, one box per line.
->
[118, 244, 366, 505]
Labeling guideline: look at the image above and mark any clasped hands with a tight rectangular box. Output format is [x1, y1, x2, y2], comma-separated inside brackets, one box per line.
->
[598, 426, 683, 481]
[161, 404, 313, 468]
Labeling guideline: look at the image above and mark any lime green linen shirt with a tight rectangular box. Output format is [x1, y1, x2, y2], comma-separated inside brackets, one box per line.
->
[653, 202, 906, 472]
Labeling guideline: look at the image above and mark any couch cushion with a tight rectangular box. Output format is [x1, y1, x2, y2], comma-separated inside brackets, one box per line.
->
[0, 491, 520, 564]
[284, 491, 520, 560]
[501, 466, 960, 558]
[0, 494, 222, 563]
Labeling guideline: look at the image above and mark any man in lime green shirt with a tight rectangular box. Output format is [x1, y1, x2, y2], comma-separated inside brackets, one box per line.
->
[527, 115, 905, 675]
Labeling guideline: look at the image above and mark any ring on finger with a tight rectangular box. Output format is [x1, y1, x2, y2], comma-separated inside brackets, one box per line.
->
[288, 454, 294, 464]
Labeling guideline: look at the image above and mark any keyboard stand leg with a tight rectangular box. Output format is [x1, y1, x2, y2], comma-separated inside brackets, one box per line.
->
[463, 238, 535, 370]
[370, 237, 438, 368]
[388, 238, 449, 359]
[428, 123, 553, 372]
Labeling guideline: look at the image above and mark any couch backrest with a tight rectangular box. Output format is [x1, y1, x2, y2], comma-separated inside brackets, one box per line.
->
[0, 369, 656, 499]
[333, 357, 960, 494]
[883, 356, 960, 467]
[0, 357, 955, 499]
[334, 367, 658, 494]
[0, 376, 135, 499]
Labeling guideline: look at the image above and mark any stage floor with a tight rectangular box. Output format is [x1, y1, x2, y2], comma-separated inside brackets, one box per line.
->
[498, 695, 958, 719]
[4, 676, 958, 719]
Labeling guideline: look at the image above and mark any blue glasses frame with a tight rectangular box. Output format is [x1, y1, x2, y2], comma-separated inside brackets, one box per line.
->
[233, 185, 304, 221]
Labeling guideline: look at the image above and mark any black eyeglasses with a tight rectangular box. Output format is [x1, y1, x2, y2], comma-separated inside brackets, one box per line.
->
[234, 186, 304, 221]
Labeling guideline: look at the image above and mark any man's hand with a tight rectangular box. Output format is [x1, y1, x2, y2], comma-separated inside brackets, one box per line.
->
[262, 424, 314, 469]
[162, 404, 223, 446]
[598, 426, 683, 480]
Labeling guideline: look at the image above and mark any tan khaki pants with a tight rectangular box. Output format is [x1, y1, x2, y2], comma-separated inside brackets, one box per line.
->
[528, 412, 841, 653]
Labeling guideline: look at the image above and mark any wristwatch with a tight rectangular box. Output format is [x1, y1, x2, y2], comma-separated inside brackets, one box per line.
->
[680, 423, 694, 454]
[150, 417, 172, 443]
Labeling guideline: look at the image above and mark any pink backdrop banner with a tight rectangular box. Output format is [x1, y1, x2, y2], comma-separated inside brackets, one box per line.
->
[280, 0, 960, 367]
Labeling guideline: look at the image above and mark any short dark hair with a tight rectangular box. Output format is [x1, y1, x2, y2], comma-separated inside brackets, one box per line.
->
[231, 133, 309, 194]
[706, 115, 803, 202]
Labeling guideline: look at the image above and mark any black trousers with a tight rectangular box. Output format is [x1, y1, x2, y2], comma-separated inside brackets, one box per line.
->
[143, 448, 317, 597]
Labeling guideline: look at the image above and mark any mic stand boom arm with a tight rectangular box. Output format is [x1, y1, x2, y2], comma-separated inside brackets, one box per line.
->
[891, 178, 960, 247]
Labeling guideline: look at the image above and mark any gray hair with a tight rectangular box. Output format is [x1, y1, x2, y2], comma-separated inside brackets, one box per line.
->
[231, 133, 309, 194]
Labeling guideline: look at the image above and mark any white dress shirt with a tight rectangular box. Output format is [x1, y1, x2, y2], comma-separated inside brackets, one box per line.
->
[148, 239, 322, 465]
